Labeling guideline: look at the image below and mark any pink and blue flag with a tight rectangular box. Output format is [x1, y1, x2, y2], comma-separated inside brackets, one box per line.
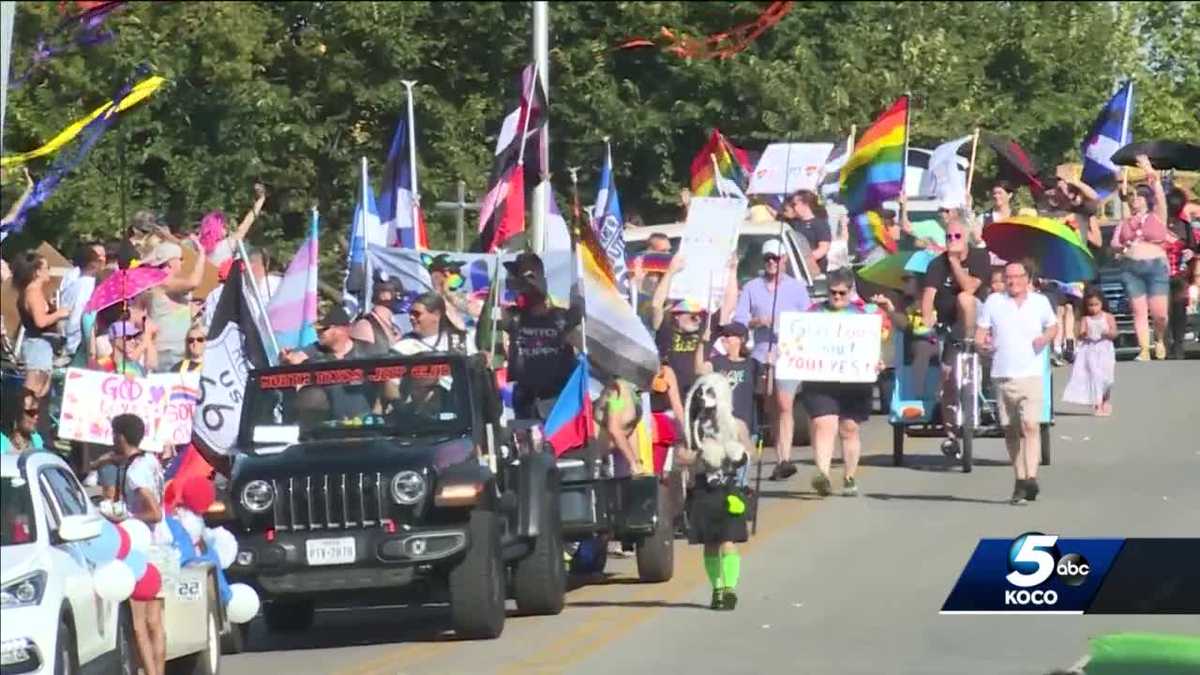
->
[268, 209, 320, 350]
[544, 355, 593, 456]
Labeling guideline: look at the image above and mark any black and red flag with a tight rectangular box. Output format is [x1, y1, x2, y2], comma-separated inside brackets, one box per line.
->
[474, 64, 547, 252]
[981, 132, 1045, 197]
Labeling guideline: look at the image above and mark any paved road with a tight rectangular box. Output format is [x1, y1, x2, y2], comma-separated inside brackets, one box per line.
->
[223, 360, 1200, 675]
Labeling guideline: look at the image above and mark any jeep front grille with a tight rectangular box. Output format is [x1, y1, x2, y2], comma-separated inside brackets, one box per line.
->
[271, 472, 387, 531]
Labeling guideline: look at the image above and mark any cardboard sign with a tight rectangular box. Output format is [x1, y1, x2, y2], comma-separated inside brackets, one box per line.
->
[58, 369, 167, 450]
[748, 143, 835, 195]
[149, 372, 201, 448]
[775, 312, 882, 383]
[669, 197, 745, 309]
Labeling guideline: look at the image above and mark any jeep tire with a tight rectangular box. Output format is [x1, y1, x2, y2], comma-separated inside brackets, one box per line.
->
[511, 479, 566, 615]
[263, 598, 315, 633]
[635, 484, 675, 583]
[449, 510, 506, 639]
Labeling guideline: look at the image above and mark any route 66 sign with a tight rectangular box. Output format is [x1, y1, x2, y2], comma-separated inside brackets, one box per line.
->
[193, 323, 250, 455]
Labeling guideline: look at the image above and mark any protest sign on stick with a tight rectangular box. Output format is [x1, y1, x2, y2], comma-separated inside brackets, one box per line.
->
[669, 196, 744, 308]
[149, 372, 201, 448]
[774, 312, 882, 383]
[749, 143, 834, 195]
[58, 368, 168, 450]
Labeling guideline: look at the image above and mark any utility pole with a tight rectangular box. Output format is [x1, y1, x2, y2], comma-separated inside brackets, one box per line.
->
[433, 180, 481, 252]
[530, 0, 549, 254]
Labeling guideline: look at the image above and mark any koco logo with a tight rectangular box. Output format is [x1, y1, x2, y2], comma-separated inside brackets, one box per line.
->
[1003, 533, 1091, 606]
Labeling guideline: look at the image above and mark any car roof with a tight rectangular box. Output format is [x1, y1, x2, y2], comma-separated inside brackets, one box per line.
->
[1, 451, 67, 478]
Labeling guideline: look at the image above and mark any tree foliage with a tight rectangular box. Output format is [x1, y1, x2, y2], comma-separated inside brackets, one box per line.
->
[2, 1, 1197, 268]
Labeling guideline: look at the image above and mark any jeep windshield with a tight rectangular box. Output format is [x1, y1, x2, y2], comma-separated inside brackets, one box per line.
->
[242, 358, 471, 444]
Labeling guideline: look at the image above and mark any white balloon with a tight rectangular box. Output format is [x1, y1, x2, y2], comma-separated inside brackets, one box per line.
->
[226, 584, 260, 624]
[119, 519, 152, 553]
[203, 527, 238, 570]
[177, 509, 205, 545]
[93, 560, 136, 603]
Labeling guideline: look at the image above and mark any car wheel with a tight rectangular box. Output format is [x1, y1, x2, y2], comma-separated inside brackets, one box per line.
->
[55, 617, 78, 675]
[511, 478, 566, 615]
[263, 598, 315, 633]
[448, 510, 506, 639]
[635, 484, 675, 583]
[117, 604, 137, 675]
[165, 579, 220, 675]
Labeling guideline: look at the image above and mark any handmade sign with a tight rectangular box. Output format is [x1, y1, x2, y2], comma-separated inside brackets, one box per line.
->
[748, 143, 834, 195]
[59, 368, 167, 450]
[669, 196, 744, 309]
[149, 372, 201, 448]
[774, 312, 882, 383]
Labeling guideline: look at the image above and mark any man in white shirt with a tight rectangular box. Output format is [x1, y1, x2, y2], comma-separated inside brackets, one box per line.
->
[976, 261, 1058, 505]
[60, 241, 107, 355]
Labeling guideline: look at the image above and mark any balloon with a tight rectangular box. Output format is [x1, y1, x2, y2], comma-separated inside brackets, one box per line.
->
[225, 584, 260, 624]
[204, 527, 237, 570]
[119, 519, 152, 553]
[177, 509, 205, 545]
[80, 519, 120, 563]
[93, 560, 135, 602]
[180, 477, 216, 514]
[123, 549, 148, 580]
[131, 563, 162, 601]
[115, 523, 131, 559]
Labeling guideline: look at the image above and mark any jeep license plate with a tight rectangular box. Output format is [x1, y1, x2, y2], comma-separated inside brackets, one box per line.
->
[306, 537, 356, 566]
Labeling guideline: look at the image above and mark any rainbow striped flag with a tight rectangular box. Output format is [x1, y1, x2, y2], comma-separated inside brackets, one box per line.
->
[690, 129, 752, 197]
[268, 209, 320, 350]
[840, 96, 908, 255]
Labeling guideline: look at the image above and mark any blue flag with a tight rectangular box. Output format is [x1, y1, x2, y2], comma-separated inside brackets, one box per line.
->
[591, 143, 629, 294]
[1081, 81, 1133, 199]
[343, 158, 385, 315]
[378, 118, 426, 249]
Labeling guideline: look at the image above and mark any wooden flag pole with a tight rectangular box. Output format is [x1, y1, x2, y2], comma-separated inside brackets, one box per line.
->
[965, 127, 981, 198]
[899, 94, 912, 228]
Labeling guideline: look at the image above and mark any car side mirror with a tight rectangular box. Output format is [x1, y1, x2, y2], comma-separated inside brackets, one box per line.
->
[57, 514, 103, 543]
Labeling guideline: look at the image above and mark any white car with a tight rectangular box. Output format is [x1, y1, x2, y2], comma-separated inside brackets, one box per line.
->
[0, 452, 222, 675]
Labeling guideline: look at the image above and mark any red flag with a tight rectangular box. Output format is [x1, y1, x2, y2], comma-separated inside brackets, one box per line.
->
[163, 444, 214, 511]
[492, 165, 526, 251]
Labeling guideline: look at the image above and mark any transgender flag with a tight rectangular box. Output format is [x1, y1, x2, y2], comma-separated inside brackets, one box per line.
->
[268, 209, 320, 350]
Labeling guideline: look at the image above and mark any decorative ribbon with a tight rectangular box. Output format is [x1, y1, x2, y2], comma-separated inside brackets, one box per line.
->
[618, 2, 793, 60]
[11, 2, 125, 87]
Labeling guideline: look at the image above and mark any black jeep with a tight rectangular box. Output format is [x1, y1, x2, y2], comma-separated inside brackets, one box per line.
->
[224, 353, 564, 640]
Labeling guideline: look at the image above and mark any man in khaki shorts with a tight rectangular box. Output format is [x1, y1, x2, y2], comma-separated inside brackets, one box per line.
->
[976, 261, 1058, 505]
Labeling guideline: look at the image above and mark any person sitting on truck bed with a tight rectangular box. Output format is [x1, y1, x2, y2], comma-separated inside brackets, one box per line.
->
[281, 305, 366, 365]
[394, 292, 472, 355]
[501, 252, 583, 420]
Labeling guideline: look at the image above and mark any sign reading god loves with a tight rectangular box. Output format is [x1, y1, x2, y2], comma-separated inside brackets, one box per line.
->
[774, 312, 883, 383]
[58, 368, 167, 450]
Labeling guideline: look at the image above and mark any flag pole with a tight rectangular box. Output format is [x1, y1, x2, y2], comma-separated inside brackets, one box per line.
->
[401, 80, 421, 250]
[710, 153, 726, 198]
[237, 238, 281, 362]
[360, 156, 375, 311]
[965, 127, 981, 198]
[515, 62, 539, 172]
[899, 94, 912, 226]
[1118, 79, 1133, 206]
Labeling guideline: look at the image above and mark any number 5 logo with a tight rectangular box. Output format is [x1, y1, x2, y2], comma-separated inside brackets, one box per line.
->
[1006, 534, 1059, 588]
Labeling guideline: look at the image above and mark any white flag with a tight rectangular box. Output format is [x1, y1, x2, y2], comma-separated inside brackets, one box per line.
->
[919, 135, 973, 206]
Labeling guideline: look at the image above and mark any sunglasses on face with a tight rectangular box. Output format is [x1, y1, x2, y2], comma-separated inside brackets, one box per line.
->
[763, 254, 780, 263]
[829, 289, 850, 297]
[23, 407, 39, 417]
[186, 337, 206, 344]
[948, 232, 965, 241]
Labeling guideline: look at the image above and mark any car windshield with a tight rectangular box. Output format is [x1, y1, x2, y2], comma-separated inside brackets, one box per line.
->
[242, 359, 471, 444]
[1, 476, 38, 546]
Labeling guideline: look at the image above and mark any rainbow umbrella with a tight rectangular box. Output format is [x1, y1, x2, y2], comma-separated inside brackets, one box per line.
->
[857, 249, 938, 291]
[982, 215, 1096, 283]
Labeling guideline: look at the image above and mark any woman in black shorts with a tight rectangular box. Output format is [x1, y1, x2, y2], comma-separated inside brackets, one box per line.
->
[801, 270, 877, 497]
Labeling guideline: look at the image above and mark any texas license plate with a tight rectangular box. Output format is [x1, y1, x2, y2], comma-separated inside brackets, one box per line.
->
[305, 537, 356, 566]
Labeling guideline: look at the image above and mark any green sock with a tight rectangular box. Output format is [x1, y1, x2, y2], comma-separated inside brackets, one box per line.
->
[703, 554, 722, 589]
[721, 552, 741, 589]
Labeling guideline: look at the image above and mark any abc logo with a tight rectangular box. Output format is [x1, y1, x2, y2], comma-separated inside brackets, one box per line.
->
[1003, 533, 1091, 605]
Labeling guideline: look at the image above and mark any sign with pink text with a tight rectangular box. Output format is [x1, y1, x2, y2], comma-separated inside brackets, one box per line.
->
[774, 312, 882, 383]
[148, 372, 201, 448]
[58, 368, 168, 450]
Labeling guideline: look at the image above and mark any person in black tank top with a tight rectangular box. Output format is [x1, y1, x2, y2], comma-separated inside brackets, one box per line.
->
[694, 322, 757, 434]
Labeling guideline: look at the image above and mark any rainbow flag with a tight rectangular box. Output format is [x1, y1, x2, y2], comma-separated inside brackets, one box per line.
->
[690, 129, 752, 197]
[268, 209, 320, 350]
[840, 96, 908, 255]
[853, 211, 897, 255]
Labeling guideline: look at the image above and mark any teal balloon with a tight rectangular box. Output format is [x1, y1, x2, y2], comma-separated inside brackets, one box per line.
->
[123, 549, 148, 580]
[81, 520, 120, 563]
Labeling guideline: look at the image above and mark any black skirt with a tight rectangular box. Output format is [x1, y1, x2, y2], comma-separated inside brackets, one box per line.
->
[686, 477, 749, 545]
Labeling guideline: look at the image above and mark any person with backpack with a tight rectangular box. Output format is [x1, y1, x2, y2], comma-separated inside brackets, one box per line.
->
[351, 277, 405, 356]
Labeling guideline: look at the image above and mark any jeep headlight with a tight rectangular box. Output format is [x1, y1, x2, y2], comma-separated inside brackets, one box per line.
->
[390, 471, 426, 505]
[240, 480, 275, 513]
[0, 571, 46, 609]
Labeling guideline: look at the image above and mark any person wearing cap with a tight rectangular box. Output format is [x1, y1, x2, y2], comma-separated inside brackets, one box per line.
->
[695, 320, 757, 435]
[501, 252, 583, 420]
[649, 254, 739, 398]
[146, 235, 206, 370]
[351, 276, 405, 356]
[733, 239, 811, 481]
[95, 320, 149, 376]
[282, 304, 363, 364]
[427, 254, 472, 332]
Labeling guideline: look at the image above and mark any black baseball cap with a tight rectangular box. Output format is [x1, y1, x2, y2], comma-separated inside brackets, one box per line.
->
[503, 252, 547, 293]
[316, 305, 353, 330]
[427, 254, 465, 273]
[716, 322, 749, 339]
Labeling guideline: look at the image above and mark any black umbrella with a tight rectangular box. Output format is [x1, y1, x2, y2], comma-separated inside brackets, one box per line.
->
[1111, 141, 1200, 172]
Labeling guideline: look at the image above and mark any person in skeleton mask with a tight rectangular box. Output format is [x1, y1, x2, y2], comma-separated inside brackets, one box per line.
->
[676, 372, 752, 610]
